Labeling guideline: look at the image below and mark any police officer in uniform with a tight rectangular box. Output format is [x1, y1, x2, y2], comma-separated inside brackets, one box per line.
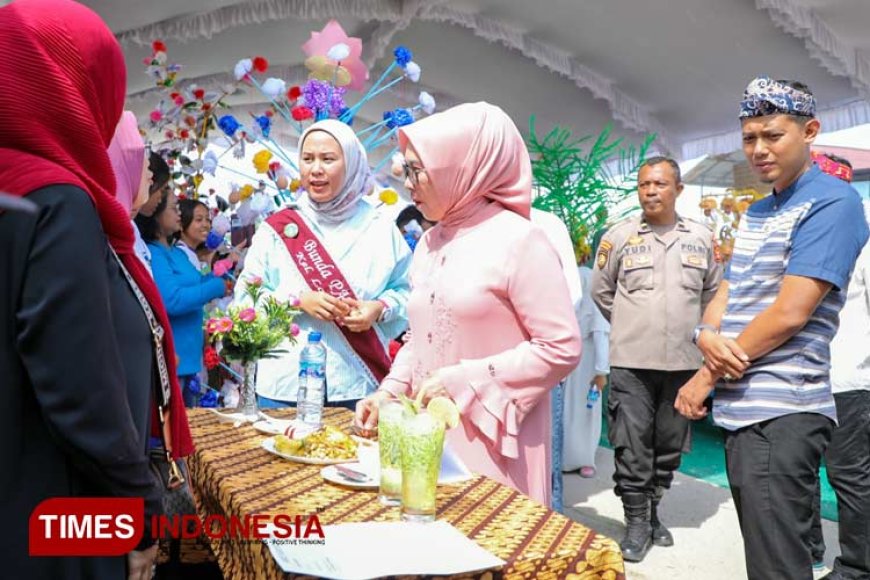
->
[591, 156, 722, 562]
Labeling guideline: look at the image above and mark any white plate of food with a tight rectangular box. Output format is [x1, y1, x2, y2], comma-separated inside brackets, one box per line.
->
[260, 426, 359, 465]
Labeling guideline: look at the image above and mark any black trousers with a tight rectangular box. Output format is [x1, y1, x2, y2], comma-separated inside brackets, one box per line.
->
[608, 367, 694, 495]
[826, 390, 870, 579]
[725, 413, 833, 580]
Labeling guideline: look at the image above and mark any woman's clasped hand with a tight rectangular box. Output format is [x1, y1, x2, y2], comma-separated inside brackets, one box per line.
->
[298, 290, 384, 332]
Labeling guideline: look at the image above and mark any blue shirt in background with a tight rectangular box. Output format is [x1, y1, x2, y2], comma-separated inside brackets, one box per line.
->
[148, 243, 226, 376]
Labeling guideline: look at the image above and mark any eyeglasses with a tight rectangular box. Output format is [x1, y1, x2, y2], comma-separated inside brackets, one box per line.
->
[402, 162, 426, 186]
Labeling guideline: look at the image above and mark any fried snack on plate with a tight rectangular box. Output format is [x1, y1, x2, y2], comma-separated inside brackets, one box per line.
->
[272, 425, 358, 460]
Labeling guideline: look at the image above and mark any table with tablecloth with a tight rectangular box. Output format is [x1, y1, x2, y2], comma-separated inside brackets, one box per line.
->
[183, 407, 625, 580]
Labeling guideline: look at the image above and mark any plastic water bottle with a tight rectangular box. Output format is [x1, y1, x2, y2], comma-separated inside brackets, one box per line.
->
[297, 331, 326, 427]
[586, 384, 600, 409]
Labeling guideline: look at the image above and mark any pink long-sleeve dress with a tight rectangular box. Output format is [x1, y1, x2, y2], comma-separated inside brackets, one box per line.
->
[381, 199, 582, 505]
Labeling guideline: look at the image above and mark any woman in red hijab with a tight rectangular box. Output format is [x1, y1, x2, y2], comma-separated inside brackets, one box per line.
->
[0, 0, 192, 577]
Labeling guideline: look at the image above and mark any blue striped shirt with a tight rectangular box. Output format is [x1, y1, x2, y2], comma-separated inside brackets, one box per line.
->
[713, 165, 869, 431]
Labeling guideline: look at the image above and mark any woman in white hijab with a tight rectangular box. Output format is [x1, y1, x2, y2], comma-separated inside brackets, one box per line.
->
[563, 260, 611, 477]
[235, 120, 412, 410]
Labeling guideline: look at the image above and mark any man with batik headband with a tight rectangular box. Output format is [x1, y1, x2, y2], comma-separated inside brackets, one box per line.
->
[675, 77, 869, 580]
[591, 156, 722, 562]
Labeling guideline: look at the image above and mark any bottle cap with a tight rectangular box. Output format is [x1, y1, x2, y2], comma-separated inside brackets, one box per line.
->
[308, 330, 322, 342]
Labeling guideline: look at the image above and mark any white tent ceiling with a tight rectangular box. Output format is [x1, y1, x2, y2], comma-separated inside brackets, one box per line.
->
[85, 0, 870, 160]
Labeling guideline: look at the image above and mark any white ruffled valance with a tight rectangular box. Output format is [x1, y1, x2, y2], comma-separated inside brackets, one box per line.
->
[117, 0, 677, 154]
[116, 0, 403, 46]
[421, 4, 678, 154]
[756, 0, 870, 99]
[681, 98, 870, 160]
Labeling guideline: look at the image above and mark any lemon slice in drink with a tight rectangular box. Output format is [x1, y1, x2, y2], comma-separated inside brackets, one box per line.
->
[427, 397, 459, 429]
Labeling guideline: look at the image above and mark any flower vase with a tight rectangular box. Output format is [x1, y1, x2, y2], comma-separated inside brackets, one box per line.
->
[236, 361, 259, 422]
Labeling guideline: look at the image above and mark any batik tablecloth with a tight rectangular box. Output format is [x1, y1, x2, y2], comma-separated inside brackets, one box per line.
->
[185, 407, 624, 580]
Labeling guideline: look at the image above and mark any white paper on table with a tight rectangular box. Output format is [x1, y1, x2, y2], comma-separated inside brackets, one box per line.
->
[265, 520, 504, 580]
[351, 441, 473, 485]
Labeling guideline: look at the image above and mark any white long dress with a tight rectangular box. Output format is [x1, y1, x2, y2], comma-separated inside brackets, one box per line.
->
[562, 266, 610, 471]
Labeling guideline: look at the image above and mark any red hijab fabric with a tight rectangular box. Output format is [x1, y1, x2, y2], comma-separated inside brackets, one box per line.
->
[0, 0, 193, 458]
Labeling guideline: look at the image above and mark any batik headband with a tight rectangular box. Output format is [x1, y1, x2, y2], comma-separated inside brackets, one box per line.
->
[811, 151, 853, 183]
[738, 76, 816, 119]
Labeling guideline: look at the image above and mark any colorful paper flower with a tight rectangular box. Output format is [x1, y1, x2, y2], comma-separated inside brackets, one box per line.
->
[301, 20, 369, 91]
[327, 43, 351, 61]
[301, 79, 347, 118]
[254, 114, 272, 138]
[199, 388, 218, 408]
[213, 258, 233, 277]
[205, 231, 223, 251]
[289, 178, 302, 192]
[418, 91, 436, 115]
[204, 345, 221, 370]
[218, 115, 241, 137]
[261, 78, 286, 100]
[384, 108, 414, 129]
[252, 56, 269, 73]
[288, 86, 302, 101]
[202, 150, 219, 176]
[239, 308, 257, 323]
[152, 40, 167, 54]
[212, 213, 230, 236]
[239, 184, 255, 201]
[394, 46, 413, 67]
[291, 105, 314, 121]
[253, 150, 273, 174]
[186, 375, 203, 395]
[206, 319, 220, 334]
[234, 58, 253, 81]
[149, 110, 163, 123]
[248, 275, 263, 287]
[404, 61, 421, 83]
[193, 88, 205, 100]
[216, 317, 234, 333]
[290, 323, 301, 337]
[379, 188, 399, 206]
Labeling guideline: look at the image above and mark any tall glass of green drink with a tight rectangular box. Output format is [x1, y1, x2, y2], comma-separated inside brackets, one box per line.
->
[378, 399, 404, 506]
[400, 410, 445, 522]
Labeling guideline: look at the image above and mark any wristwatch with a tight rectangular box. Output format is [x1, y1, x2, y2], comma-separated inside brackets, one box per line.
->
[376, 299, 391, 323]
[692, 323, 718, 346]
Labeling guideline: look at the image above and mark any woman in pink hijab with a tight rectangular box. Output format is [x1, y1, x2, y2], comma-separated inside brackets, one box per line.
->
[356, 102, 581, 504]
[108, 111, 156, 274]
[107, 111, 151, 217]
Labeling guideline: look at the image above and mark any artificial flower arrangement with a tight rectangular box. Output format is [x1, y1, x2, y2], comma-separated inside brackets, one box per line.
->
[210, 20, 435, 209]
[204, 275, 301, 420]
[699, 188, 766, 261]
[143, 40, 260, 197]
[137, 20, 428, 270]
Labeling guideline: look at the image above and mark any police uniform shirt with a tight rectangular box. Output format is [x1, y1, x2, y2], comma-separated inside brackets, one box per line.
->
[591, 214, 722, 371]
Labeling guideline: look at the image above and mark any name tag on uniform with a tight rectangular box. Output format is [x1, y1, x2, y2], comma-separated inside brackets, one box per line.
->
[623, 255, 652, 271]
[681, 253, 707, 269]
